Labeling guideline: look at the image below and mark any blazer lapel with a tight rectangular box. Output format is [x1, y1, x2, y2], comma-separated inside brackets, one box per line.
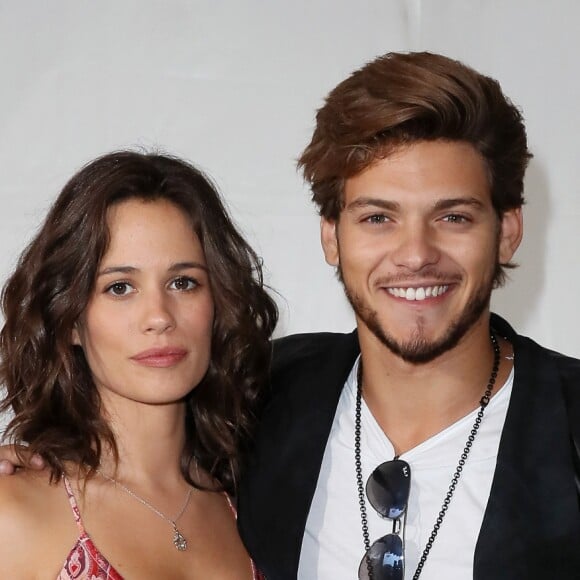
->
[238, 331, 360, 580]
[475, 321, 580, 578]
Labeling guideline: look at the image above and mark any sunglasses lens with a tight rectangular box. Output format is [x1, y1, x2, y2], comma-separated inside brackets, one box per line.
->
[366, 459, 411, 519]
[358, 533, 404, 580]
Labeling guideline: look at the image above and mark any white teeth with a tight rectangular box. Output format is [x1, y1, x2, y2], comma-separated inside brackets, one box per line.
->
[387, 285, 449, 301]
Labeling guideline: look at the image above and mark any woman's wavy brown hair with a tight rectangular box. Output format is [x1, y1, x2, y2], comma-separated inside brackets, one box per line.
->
[0, 151, 278, 494]
[298, 51, 532, 287]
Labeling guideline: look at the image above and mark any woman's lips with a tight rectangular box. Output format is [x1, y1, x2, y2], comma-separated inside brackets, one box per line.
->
[130, 347, 188, 368]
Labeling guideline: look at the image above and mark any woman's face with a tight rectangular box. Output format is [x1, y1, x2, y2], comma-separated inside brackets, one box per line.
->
[72, 198, 214, 409]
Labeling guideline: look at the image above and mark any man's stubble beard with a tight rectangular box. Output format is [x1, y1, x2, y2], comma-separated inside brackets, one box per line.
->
[339, 260, 497, 365]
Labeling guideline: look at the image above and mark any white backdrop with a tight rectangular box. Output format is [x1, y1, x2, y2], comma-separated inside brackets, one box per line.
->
[0, 0, 579, 355]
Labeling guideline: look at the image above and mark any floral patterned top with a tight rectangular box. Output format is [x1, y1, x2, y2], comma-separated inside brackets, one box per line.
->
[57, 476, 264, 579]
[57, 476, 122, 579]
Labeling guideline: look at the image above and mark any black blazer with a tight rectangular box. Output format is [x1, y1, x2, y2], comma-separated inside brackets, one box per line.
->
[238, 315, 580, 579]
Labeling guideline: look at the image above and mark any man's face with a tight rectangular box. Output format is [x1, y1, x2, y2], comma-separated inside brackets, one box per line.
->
[321, 140, 522, 363]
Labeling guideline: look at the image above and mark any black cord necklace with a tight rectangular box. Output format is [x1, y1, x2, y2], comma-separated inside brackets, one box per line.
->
[355, 332, 500, 579]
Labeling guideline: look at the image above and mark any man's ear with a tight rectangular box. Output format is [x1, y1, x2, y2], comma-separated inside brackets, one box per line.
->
[320, 217, 339, 266]
[498, 207, 523, 264]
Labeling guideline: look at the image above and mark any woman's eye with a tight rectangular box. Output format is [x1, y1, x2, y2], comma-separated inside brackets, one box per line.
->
[170, 277, 197, 291]
[106, 282, 133, 296]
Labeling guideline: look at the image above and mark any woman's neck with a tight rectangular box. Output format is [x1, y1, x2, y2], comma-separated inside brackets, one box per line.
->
[99, 397, 189, 487]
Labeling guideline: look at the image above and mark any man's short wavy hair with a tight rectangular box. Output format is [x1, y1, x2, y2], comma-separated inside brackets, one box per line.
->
[0, 151, 278, 494]
[298, 52, 532, 286]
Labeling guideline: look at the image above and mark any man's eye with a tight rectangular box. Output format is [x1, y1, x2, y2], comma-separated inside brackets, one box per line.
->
[106, 282, 132, 296]
[170, 277, 197, 291]
[442, 214, 469, 224]
[365, 214, 390, 224]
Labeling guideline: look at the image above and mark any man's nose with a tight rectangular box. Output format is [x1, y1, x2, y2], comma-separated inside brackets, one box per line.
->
[390, 223, 440, 272]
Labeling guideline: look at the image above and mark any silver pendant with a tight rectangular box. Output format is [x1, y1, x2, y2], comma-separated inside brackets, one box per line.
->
[173, 525, 188, 551]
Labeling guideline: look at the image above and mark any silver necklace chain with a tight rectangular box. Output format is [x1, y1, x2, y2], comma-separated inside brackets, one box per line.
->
[355, 332, 500, 579]
[98, 470, 193, 551]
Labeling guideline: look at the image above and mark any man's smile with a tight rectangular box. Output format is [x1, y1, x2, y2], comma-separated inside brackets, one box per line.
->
[386, 285, 450, 301]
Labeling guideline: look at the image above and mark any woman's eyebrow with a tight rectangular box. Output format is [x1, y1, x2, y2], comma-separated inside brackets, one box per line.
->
[97, 262, 208, 277]
[168, 261, 208, 272]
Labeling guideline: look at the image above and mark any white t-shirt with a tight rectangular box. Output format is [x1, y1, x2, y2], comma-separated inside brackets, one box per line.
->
[298, 357, 513, 580]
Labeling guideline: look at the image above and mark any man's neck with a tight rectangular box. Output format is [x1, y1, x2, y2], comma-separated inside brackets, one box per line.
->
[357, 317, 513, 455]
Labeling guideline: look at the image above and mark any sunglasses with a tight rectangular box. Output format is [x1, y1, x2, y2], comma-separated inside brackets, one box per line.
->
[358, 458, 411, 580]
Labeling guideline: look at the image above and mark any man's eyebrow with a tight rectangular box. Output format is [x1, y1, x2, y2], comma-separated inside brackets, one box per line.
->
[431, 197, 485, 211]
[344, 196, 486, 213]
[97, 262, 208, 277]
[345, 197, 401, 212]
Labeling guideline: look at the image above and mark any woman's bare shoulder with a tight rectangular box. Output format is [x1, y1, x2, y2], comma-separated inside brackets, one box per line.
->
[0, 469, 65, 574]
[0, 467, 54, 506]
[0, 463, 56, 490]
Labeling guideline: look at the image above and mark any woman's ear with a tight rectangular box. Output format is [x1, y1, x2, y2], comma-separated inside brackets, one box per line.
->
[71, 325, 81, 346]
